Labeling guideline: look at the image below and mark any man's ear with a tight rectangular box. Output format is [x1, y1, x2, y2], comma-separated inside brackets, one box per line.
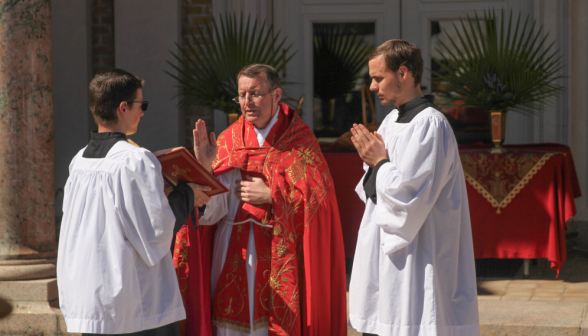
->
[273, 88, 283, 103]
[398, 65, 409, 80]
[118, 101, 128, 118]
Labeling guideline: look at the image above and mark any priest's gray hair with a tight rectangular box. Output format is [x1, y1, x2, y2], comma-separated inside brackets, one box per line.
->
[237, 64, 281, 90]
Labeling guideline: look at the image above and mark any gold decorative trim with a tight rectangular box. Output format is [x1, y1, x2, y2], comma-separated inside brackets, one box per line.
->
[253, 317, 269, 331]
[464, 153, 555, 214]
[211, 316, 269, 334]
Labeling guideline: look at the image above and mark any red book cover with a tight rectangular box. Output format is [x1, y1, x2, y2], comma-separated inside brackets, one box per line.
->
[153, 147, 228, 197]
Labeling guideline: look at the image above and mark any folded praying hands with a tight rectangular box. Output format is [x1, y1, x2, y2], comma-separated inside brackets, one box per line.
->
[350, 123, 388, 168]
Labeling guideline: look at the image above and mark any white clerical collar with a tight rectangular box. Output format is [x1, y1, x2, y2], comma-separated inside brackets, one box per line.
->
[254, 105, 280, 147]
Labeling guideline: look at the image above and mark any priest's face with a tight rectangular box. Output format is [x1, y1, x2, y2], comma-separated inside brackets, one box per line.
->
[368, 56, 403, 106]
[123, 88, 144, 135]
[237, 73, 282, 129]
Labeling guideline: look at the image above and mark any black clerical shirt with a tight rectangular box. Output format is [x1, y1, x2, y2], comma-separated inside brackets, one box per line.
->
[363, 95, 437, 204]
[83, 131, 196, 236]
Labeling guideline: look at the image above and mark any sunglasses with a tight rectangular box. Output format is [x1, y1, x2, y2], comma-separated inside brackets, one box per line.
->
[127, 101, 149, 111]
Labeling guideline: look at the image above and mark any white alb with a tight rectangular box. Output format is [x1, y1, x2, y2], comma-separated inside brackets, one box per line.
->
[348, 107, 480, 336]
[57, 141, 186, 334]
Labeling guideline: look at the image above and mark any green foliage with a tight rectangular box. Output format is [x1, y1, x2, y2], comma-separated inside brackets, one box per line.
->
[167, 13, 295, 114]
[432, 8, 565, 114]
[313, 24, 373, 101]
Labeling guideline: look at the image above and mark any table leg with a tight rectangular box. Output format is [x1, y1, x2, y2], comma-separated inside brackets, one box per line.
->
[523, 259, 530, 279]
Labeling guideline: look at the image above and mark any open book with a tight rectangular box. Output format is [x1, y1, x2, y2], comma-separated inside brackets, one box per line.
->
[153, 147, 228, 197]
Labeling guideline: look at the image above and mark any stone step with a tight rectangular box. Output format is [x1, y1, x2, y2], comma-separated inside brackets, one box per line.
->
[347, 297, 588, 335]
[3, 285, 587, 335]
[479, 301, 588, 335]
[0, 278, 58, 302]
[0, 278, 79, 336]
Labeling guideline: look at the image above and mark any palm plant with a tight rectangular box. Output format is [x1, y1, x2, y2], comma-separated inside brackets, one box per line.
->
[167, 14, 295, 114]
[313, 24, 373, 129]
[432, 8, 565, 114]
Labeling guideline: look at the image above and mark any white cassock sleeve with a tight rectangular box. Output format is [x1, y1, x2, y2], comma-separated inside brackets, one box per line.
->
[199, 192, 228, 225]
[355, 163, 369, 204]
[374, 117, 455, 255]
[199, 169, 238, 225]
[114, 149, 177, 267]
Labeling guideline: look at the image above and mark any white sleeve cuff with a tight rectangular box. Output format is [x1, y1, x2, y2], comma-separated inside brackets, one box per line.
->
[198, 194, 225, 226]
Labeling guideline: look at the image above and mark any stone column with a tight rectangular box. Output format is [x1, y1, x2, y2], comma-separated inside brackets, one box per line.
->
[0, 0, 64, 334]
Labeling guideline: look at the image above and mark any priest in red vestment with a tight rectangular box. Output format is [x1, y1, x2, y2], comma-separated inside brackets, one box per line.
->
[182, 63, 347, 336]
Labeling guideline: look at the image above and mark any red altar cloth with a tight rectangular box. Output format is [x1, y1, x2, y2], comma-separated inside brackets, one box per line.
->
[322, 143, 581, 272]
[462, 144, 581, 273]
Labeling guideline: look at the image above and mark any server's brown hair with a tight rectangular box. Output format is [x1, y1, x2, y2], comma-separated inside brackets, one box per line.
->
[369, 39, 423, 86]
[89, 68, 144, 125]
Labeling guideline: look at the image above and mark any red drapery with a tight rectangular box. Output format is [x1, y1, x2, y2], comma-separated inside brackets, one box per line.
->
[462, 143, 580, 273]
[172, 215, 215, 336]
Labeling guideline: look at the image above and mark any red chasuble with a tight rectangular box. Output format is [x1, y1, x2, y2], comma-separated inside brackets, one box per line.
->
[210, 103, 347, 335]
[173, 214, 215, 336]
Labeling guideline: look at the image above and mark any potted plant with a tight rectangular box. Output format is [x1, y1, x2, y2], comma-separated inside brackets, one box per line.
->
[313, 24, 373, 137]
[167, 13, 295, 125]
[432, 8, 565, 153]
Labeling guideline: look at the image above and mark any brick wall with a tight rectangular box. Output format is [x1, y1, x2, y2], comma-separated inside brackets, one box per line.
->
[181, 0, 214, 147]
[92, 0, 115, 76]
[89, 0, 211, 146]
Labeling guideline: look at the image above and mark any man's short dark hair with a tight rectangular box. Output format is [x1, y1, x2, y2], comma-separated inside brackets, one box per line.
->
[89, 68, 144, 125]
[369, 39, 423, 86]
[237, 64, 281, 90]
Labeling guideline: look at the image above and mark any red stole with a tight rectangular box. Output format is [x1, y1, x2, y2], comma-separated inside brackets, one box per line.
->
[211, 104, 348, 335]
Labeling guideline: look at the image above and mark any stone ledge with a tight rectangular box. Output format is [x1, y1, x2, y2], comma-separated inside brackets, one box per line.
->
[7, 296, 588, 336]
[479, 301, 588, 335]
[0, 278, 57, 302]
[0, 301, 79, 336]
[0, 264, 56, 281]
[346, 299, 588, 335]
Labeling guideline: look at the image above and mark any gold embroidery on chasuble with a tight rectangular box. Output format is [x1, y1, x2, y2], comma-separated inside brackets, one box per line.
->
[172, 226, 190, 335]
[273, 224, 282, 236]
[211, 106, 334, 335]
[285, 159, 305, 186]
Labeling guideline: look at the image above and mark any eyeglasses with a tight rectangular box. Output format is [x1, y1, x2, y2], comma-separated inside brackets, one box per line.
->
[127, 101, 149, 111]
[232, 91, 272, 104]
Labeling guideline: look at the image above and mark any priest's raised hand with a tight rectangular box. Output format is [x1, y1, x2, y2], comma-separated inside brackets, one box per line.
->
[350, 123, 388, 167]
[193, 119, 217, 171]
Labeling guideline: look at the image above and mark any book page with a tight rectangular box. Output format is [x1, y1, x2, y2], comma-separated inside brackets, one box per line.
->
[152, 147, 184, 156]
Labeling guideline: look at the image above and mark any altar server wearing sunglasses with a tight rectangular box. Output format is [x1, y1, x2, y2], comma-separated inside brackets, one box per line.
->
[57, 68, 211, 336]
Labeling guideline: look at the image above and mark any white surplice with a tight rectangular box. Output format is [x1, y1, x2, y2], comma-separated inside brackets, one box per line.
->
[348, 107, 480, 336]
[57, 141, 185, 334]
[199, 108, 280, 336]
